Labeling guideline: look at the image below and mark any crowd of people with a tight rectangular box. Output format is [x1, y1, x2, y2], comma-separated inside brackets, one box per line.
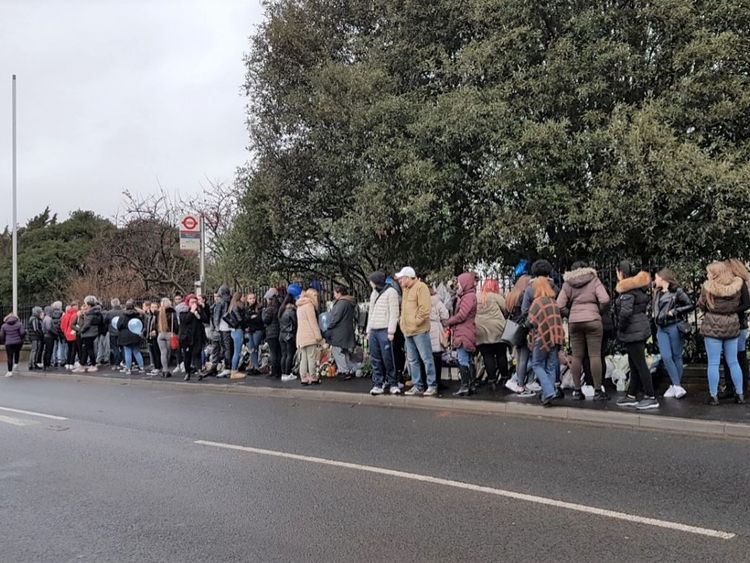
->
[1, 257, 748, 409]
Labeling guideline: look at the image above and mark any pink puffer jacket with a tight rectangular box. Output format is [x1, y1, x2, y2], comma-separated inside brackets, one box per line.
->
[446, 272, 477, 352]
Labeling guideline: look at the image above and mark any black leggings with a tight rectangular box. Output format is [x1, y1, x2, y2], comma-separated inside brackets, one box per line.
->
[478, 342, 509, 383]
[6, 343, 21, 372]
[280, 338, 295, 375]
[182, 344, 202, 374]
[43, 336, 56, 367]
[80, 337, 97, 367]
[625, 340, 654, 397]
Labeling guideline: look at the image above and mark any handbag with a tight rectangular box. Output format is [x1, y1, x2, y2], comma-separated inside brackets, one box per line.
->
[677, 320, 692, 337]
[169, 317, 179, 350]
[500, 319, 528, 347]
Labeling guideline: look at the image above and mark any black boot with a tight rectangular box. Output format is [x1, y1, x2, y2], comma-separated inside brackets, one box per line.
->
[454, 367, 470, 397]
[468, 362, 477, 395]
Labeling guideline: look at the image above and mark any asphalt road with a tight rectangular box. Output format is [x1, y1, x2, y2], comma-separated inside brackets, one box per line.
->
[1, 376, 750, 562]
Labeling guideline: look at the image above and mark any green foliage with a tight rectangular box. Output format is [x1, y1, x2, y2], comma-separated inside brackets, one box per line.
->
[231, 0, 750, 283]
[0, 210, 114, 306]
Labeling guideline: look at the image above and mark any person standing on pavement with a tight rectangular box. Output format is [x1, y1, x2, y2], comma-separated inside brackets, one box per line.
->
[1, 313, 26, 376]
[262, 288, 282, 378]
[157, 298, 177, 378]
[145, 301, 162, 376]
[614, 263, 658, 410]
[474, 279, 509, 392]
[227, 292, 247, 377]
[278, 292, 298, 381]
[503, 274, 532, 394]
[27, 307, 44, 370]
[719, 259, 750, 400]
[429, 286, 450, 391]
[117, 300, 145, 375]
[366, 271, 401, 396]
[211, 285, 233, 378]
[397, 267, 439, 397]
[41, 306, 57, 370]
[527, 277, 566, 407]
[104, 298, 124, 370]
[73, 296, 103, 373]
[444, 272, 478, 397]
[698, 261, 745, 405]
[296, 288, 323, 385]
[326, 285, 357, 380]
[652, 269, 694, 399]
[61, 301, 79, 369]
[245, 293, 264, 374]
[178, 294, 209, 381]
[556, 261, 611, 401]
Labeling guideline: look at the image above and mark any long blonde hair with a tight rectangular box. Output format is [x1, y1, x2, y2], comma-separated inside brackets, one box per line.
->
[158, 298, 173, 333]
[727, 259, 750, 282]
[705, 261, 735, 309]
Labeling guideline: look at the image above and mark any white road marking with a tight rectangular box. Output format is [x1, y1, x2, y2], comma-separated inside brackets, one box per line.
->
[195, 439, 735, 540]
[0, 406, 68, 421]
[0, 414, 37, 427]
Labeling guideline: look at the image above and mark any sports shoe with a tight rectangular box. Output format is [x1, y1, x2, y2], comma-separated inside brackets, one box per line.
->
[593, 389, 610, 401]
[87, 366, 98, 373]
[4, 371, 12, 377]
[124, 369, 132, 376]
[636, 397, 659, 410]
[423, 386, 438, 397]
[571, 390, 586, 401]
[404, 386, 423, 396]
[389, 386, 402, 395]
[36, 363, 44, 369]
[370, 385, 384, 396]
[518, 389, 537, 398]
[72, 366, 86, 373]
[674, 386, 687, 399]
[617, 394, 639, 407]
[663, 385, 676, 398]
[505, 379, 523, 393]
[281, 374, 298, 382]
[706, 395, 720, 406]
[526, 381, 542, 392]
[218, 369, 231, 378]
[148, 369, 160, 376]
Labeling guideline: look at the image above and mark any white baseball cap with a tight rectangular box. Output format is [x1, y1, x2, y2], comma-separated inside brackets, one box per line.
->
[395, 266, 417, 279]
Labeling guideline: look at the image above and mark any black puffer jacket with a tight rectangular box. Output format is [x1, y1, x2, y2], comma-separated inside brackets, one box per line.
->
[615, 271, 652, 343]
[81, 305, 104, 339]
[653, 287, 694, 328]
[262, 297, 280, 340]
[117, 310, 144, 347]
[279, 302, 297, 343]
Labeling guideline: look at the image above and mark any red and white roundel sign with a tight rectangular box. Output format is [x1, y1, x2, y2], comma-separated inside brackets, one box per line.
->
[180, 215, 199, 232]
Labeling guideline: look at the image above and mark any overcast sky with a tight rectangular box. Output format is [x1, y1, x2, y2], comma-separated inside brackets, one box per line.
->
[0, 0, 264, 227]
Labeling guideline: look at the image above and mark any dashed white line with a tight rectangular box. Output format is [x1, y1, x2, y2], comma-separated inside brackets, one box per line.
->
[195, 439, 735, 540]
[0, 406, 68, 421]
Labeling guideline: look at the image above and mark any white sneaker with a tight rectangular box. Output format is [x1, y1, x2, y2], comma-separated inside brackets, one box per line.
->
[370, 385, 384, 396]
[148, 369, 160, 376]
[281, 374, 298, 382]
[124, 369, 132, 376]
[423, 386, 438, 397]
[72, 366, 86, 373]
[87, 366, 98, 373]
[389, 386, 402, 395]
[218, 369, 231, 378]
[505, 379, 523, 393]
[518, 389, 537, 398]
[404, 386, 423, 396]
[674, 385, 687, 399]
[526, 381, 542, 392]
[663, 385, 676, 398]
[74, 362, 81, 368]
[4, 371, 12, 377]
[177, 363, 185, 374]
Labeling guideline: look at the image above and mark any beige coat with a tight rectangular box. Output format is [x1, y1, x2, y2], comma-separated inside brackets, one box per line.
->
[296, 294, 322, 348]
[400, 280, 431, 337]
[475, 292, 507, 346]
[429, 293, 450, 352]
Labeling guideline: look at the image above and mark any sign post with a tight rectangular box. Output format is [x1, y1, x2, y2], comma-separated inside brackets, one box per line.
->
[179, 214, 204, 295]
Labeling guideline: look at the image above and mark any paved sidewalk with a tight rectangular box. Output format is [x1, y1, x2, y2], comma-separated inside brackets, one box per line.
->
[15, 363, 750, 438]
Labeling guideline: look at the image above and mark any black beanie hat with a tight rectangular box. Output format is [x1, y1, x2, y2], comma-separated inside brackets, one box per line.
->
[531, 259, 553, 277]
[368, 271, 386, 288]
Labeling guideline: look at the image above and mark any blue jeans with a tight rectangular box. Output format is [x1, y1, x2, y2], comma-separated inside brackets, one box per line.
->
[531, 341, 558, 401]
[739, 329, 748, 353]
[705, 337, 743, 396]
[247, 330, 264, 370]
[457, 346, 471, 368]
[369, 329, 397, 387]
[231, 328, 244, 371]
[405, 332, 437, 390]
[123, 345, 144, 370]
[656, 324, 684, 386]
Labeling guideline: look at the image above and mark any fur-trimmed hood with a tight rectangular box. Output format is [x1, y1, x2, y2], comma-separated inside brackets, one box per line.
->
[616, 271, 652, 294]
[563, 267, 598, 289]
[704, 276, 743, 298]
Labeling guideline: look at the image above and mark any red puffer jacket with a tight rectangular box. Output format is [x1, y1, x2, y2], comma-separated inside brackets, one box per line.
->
[61, 308, 79, 343]
[446, 272, 478, 352]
